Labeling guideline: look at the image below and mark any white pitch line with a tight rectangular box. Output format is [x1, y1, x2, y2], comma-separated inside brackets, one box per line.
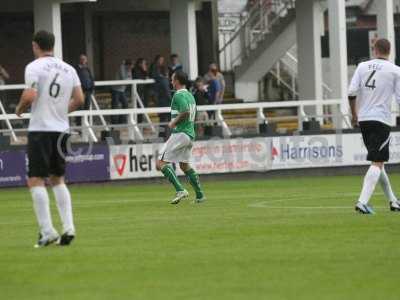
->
[248, 205, 387, 210]
[248, 192, 386, 208]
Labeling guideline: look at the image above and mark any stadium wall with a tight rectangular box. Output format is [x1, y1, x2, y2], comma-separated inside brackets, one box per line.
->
[2, 130, 400, 188]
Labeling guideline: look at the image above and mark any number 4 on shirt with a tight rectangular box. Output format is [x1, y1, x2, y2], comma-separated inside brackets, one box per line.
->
[365, 70, 377, 90]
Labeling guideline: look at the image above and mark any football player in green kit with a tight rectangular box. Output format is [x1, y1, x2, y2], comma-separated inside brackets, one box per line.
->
[156, 70, 206, 204]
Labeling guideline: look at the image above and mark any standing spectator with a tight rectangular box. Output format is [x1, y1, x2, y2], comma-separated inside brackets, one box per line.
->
[111, 59, 133, 124]
[191, 77, 209, 136]
[150, 55, 171, 138]
[132, 58, 149, 123]
[204, 63, 226, 104]
[75, 54, 95, 127]
[204, 70, 221, 120]
[205, 70, 221, 105]
[168, 54, 183, 78]
[0, 64, 9, 85]
[0, 64, 9, 128]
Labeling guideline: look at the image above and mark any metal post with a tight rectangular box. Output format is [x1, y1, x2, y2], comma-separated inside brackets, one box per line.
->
[90, 94, 109, 131]
[0, 100, 18, 142]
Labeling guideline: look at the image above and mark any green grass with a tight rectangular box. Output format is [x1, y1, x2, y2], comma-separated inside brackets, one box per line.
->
[0, 174, 399, 300]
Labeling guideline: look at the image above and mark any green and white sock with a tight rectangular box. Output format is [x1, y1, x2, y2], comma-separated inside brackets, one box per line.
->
[185, 168, 204, 199]
[161, 164, 184, 192]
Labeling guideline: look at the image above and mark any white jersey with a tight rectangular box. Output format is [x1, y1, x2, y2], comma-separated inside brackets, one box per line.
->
[348, 58, 400, 126]
[25, 56, 81, 132]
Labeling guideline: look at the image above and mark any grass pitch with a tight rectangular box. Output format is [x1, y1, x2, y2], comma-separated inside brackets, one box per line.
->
[0, 174, 399, 300]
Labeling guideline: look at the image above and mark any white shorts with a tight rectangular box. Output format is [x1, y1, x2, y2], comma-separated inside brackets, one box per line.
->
[159, 132, 193, 163]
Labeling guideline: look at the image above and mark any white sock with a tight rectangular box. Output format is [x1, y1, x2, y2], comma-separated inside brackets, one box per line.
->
[358, 165, 381, 205]
[52, 184, 75, 235]
[30, 186, 56, 236]
[379, 167, 397, 203]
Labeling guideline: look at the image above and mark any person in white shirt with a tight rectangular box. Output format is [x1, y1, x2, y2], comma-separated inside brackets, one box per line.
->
[16, 30, 84, 247]
[348, 38, 400, 214]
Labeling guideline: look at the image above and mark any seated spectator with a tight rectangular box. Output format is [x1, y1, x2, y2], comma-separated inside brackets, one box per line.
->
[204, 63, 225, 104]
[132, 58, 149, 123]
[168, 54, 183, 78]
[75, 54, 95, 127]
[191, 77, 209, 136]
[111, 59, 133, 124]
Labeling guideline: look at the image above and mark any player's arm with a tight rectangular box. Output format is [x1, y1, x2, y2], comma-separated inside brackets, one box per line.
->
[168, 95, 190, 129]
[348, 65, 361, 128]
[168, 111, 190, 129]
[68, 86, 84, 113]
[16, 88, 37, 117]
[16, 64, 39, 117]
[68, 69, 84, 113]
[395, 71, 400, 108]
[348, 96, 358, 127]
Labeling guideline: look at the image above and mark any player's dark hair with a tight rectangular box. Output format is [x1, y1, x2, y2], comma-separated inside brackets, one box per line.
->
[173, 70, 189, 86]
[374, 38, 391, 56]
[33, 30, 55, 51]
[171, 54, 179, 59]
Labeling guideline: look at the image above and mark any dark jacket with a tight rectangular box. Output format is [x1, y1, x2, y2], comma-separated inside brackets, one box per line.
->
[75, 64, 94, 91]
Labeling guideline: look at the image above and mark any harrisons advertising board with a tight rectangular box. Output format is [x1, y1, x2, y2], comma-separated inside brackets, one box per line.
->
[271, 132, 400, 169]
[109, 138, 272, 180]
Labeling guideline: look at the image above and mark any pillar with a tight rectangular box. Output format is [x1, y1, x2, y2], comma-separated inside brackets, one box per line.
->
[170, 0, 199, 80]
[329, 0, 348, 127]
[296, 0, 323, 117]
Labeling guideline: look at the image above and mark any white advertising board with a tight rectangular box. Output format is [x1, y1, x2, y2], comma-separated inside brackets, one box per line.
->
[110, 138, 272, 180]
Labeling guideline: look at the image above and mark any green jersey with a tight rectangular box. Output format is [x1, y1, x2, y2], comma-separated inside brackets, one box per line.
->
[171, 88, 196, 139]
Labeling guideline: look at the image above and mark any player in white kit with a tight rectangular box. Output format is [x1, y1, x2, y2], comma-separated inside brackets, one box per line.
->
[348, 38, 400, 214]
[16, 31, 84, 246]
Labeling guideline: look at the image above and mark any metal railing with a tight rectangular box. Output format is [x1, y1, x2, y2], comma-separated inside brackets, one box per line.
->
[269, 50, 333, 100]
[0, 79, 155, 142]
[0, 99, 352, 143]
[219, 0, 296, 72]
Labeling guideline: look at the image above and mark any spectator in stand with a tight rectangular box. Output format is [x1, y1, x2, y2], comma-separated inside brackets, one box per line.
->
[150, 55, 171, 138]
[111, 59, 133, 124]
[191, 77, 209, 136]
[204, 63, 225, 104]
[0, 65, 9, 128]
[0, 64, 9, 85]
[168, 54, 183, 78]
[75, 54, 95, 127]
[132, 58, 149, 123]
[204, 69, 221, 120]
[205, 69, 221, 105]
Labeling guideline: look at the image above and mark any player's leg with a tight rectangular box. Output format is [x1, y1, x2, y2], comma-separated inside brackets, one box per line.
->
[49, 175, 75, 245]
[180, 162, 205, 203]
[157, 134, 189, 204]
[379, 165, 400, 210]
[356, 161, 382, 214]
[27, 132, 59, 246]
[50, 133, 75, 245]
[156, 160, 186, 195]
[356, 121, 390, 214]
